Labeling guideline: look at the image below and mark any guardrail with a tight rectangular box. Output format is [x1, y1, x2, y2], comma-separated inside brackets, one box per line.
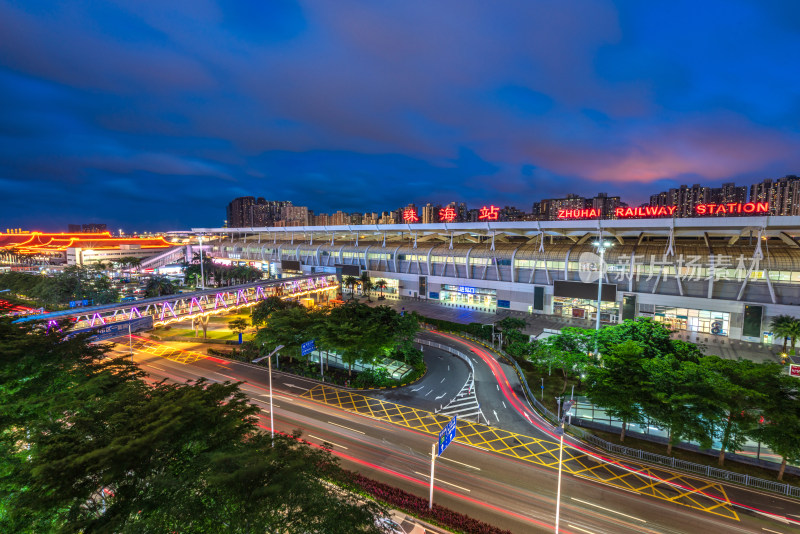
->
[429, 329, 800, 499]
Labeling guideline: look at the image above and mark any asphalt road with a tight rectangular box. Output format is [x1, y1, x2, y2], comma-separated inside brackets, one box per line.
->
[105, 337, 800, 534]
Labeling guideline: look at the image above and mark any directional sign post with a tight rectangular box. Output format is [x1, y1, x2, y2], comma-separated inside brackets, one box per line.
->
[430, 415, 457, 509]
[301, 339, 315, 356]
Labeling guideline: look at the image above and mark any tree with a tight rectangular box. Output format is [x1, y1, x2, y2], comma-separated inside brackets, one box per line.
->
[701, 356, 774, 466]
[342, 276, 358, 300]
[228, 317, 249, 342]
[495, 317, 527, 348]
[784, 319, 800, 355]
[255, 306, 316, 363]
[362, 278, 374, 302]
[585, 340, 649, 442]
[527, 328, 594, 393]
[0, 318, 385, 533]
[145, 276, 177, 297]
[752, 375, 800, 480]
[641, 355, 716, 455]
[770, 314, 796, 353]
[251, 296, 300, 327]
[375, 279, 387, 297]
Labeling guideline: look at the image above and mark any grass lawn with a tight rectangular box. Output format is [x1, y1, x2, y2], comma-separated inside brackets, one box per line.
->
[153, 327, 255, 342]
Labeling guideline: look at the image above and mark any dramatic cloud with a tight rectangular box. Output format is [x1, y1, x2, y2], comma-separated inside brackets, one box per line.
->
[1, 0, 799, 230]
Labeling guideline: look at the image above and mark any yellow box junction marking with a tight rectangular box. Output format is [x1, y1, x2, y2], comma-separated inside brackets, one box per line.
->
[130, 338, 207, 364]
[302, 384, 738, 521]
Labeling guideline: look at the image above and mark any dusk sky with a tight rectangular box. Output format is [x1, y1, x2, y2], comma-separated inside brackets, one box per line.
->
[2, 1, 800, 231]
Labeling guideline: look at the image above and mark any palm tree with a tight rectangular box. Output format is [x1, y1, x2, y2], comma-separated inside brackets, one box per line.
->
[785, 319, 800, 355]
[375, 279, 387, 298]
[362, 279, 374, 302]
[342, 276, 358, 300]
[770, 315, 796, 353]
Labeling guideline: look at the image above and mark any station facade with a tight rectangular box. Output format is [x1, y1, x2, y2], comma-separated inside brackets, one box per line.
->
[194, 214, 800, 346]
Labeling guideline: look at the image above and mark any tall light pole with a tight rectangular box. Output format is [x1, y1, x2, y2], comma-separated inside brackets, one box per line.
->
[198, 235, 205, 290]
[252, 344, 285, 442]
[128, 322, 133, 362]
[592, 240, 612, 355]
[553, 399, 573, 534]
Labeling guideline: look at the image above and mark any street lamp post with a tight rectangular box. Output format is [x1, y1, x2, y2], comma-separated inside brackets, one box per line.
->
[252, 344, 285, 442]
[128, 322, 133, 362]
[553, 399, 573, 534]
[198, 235, 205, 290]
[592, 240, 613, 355]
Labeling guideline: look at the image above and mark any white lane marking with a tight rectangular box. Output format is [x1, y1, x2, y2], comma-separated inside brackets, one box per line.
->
[260, 409, 270, 413]
[252, 399, 279, 408]
[756, 512, 792, 525]
[440, 378, 446, 383]
[568, 525, 597, 534]
[217, 373, 241, 381]
[148, 365, 166, 372]
[496, 384, 499, 390]
[570, 498, 646, 522]
[440, 457, 481, 470]
[502, 401, 507, 409]
[411, 386, 425, 392]
[260, 394, 294, 402]
[493, 410, 499, 422]
[308, 435, 348, 450]
[413, 471, 470, 492]
[425, 389, 433, 396]
[435, 393, 447, 400]
[327, 421, 365, 434]
[447, 365, 450, 371]
[284, 383, 307, 391]
[762, 529, 784, 534]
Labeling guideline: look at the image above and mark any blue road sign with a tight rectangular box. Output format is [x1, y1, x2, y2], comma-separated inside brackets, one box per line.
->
[301, 339, 315, 356]
[69, 316, 154, 342]
[437, 415, 457, 456]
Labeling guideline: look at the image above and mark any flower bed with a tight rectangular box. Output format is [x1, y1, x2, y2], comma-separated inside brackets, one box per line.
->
[347, 471, 513, 534]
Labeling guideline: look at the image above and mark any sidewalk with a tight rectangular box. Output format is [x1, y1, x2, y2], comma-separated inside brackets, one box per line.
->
[361, 295, 784, 365]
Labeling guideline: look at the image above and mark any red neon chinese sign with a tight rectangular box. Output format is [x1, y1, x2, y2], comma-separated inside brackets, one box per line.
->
[478, 205, 500, 221]
[557, 208, 600, 219]
[439, 206, 457, 222]
[402, 208, 419, 223]
[695, 202, 768, 215]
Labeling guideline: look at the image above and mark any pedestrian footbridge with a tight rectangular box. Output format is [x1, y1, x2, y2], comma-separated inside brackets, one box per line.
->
[14, 274, 338, 330]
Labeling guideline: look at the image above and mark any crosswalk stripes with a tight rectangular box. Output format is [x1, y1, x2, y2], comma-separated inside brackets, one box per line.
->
[437, 372, 485, 423]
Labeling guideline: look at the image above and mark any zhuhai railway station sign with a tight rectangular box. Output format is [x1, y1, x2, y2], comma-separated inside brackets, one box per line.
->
[557, 202, 770, 220]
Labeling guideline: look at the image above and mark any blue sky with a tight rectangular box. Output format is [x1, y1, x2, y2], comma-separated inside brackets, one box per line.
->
[1, 0, 800, 231]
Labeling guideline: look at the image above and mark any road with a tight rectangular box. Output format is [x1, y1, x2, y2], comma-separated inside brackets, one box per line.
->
[106, 335, 800, 534]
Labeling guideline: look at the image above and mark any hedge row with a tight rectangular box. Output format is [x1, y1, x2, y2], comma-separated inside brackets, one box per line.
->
[418, 316, 493, 341]
[347, 471, 513, 534]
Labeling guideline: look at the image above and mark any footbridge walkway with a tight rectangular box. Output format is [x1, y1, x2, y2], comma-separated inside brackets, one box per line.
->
[13, 274, 338, 330]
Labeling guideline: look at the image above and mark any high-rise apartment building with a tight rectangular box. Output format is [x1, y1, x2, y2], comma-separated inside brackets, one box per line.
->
[421, 203, 441, 224]
[649, 184, 712, 217]
[282, 205, 310, 226]
[713, 183, 748, 205]
[750, 176, 800, 216]
[226, 197, 256, 228]
[589, 193, 622, 219]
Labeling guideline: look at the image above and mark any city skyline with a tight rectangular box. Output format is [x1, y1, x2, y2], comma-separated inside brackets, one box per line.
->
[3, 2, 800, 231]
